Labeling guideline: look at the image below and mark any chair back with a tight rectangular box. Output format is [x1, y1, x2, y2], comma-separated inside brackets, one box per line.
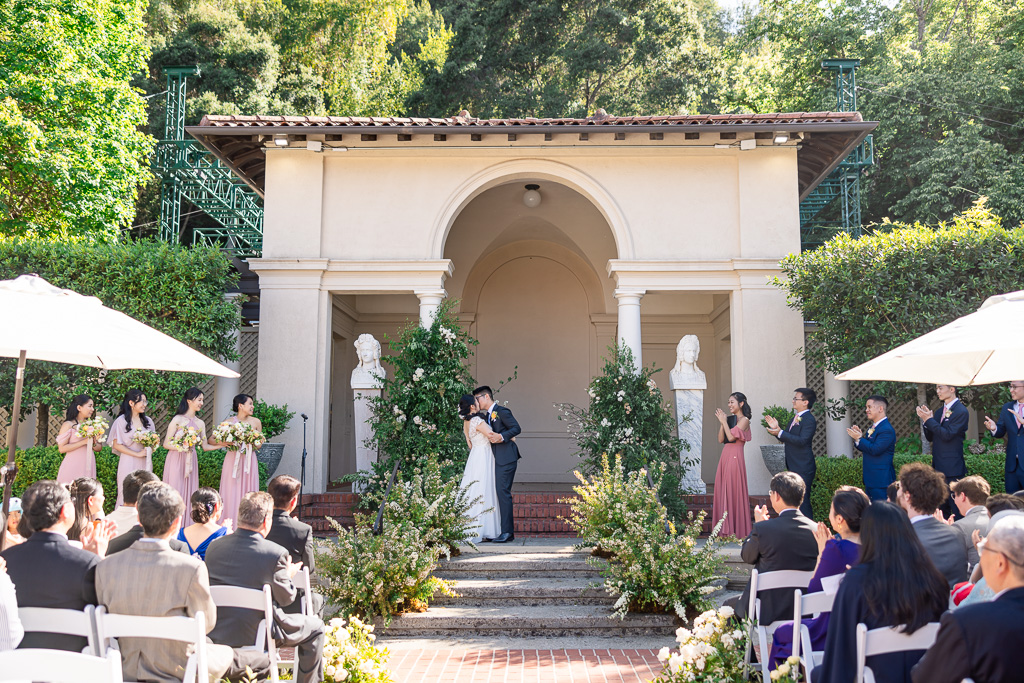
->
[854, 622, 941, 683]
[292, 567, 314, 616]
[0, 648, 123, 682]
[94, 606, 208, 683]
[744, 568, 816, 675]
[209, 583, 279, 681]
[17, 605, 98, 655]
[791, 590, 837, 661]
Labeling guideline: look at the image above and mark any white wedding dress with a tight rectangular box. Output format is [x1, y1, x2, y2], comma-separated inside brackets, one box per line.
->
[460, 416, 501, 542]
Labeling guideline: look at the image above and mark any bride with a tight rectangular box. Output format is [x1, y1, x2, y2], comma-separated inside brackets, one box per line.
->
[459, 394, 501, 542]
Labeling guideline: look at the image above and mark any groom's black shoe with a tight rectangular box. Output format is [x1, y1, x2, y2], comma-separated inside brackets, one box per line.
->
[492, 533, 515, 543]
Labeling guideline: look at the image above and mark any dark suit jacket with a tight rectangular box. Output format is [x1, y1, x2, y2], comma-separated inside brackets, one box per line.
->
[266, 510, 315, 573]
[487, 404, 521, 466]
[992, 401, 1024, 473]
[923, 400, 969, 479]
[106, 525, 190, 556]
[912, 516, 969, 588]
[204, 528, 302, 647]
[0, 531, 98, 651]
[737, 509, 818, 626]
[855, 418, 897, 490]
[911, 586, 1024, 683]
[778, 411, 817, 478]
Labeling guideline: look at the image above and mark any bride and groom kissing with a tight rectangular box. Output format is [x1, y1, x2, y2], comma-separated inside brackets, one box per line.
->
[459, 386, 521, 543]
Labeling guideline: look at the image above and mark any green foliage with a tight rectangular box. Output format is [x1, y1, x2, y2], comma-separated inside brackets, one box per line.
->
[252, 400, 295, 440]
[760, 405, 794, 431]
[0, 0, 154, 237]
[0, 238, 239, 431]
[556, 344, 691, 519]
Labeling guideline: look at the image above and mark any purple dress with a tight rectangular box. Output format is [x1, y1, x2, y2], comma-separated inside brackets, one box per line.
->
[107, 415, 153, 507]
[769, 537, 861, 668]
[162, 416, 201, 506]
[56, 426, 96, 484]
[712, 425, 752, 538]
[218, 416, 260, 525]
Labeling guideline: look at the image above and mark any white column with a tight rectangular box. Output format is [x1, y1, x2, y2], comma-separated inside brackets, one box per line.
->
[215, 293, 244, 424]
[415, 289, 446, 328]
[824, 370, 853, 458]
[614, 289, 645, 369]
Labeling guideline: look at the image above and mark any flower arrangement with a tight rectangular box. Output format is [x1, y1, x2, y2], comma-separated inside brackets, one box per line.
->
[768, 656, 803, 682]
[323, 616, 393, 683]
[131, 430, 160, 449]
[212, 421, 266, 448]
[653, 606, 750, 683]
[168, 425, 203, 451]
[76, 417, 109, 440]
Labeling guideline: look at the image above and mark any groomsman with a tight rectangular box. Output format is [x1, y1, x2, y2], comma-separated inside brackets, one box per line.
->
[848, 395, 896, 501]
[985, 380, 1024, 494]
[765, 388, 818, 518]
[917, 384, 970, 518]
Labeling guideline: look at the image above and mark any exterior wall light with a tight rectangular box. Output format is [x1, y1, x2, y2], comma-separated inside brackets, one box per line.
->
[523, 184, 542, 208]
[773, 132, 789, 144]
[273, 134, 289, 147]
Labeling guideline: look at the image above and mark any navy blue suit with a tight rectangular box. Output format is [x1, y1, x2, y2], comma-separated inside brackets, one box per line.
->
[855, 418, 896, 501]
[991, 401, 1024, 493]
[487, 404, 521, 535]
[777, 411, 817, 518]
[923, 399, 970, 516]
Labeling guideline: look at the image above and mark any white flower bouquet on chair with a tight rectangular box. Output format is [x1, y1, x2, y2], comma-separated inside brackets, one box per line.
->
[653, 606, 751, 683]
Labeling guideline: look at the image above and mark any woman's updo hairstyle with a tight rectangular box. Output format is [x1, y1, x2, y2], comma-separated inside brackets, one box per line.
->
[190, 487, 221, 524]
[232, 393, 253, 413]
[832, 485, 870, 533]
[458, 394, 477, 421]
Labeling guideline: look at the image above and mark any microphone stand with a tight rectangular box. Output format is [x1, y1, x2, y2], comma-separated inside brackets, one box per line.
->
[299, 413, 308, 520]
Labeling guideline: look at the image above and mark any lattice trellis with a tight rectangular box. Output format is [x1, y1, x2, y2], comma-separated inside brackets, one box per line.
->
[239, 329, 258, 398]
[803, 328, 828, 456]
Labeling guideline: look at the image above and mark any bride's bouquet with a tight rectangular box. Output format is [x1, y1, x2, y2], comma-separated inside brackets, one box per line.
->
[132, 430, 161, 449]
[76, 417, 109, 440]
[212, 421, 266, 449]
[168, 425, 203, 452]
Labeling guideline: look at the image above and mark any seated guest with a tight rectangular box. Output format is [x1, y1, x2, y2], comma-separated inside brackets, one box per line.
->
[986, 493, 1024, 515]
[813, 502, 948, 683]
[733, 472, 818, 627]
[177, 488, 230, 560]
[886, 481, 899, 503]
[96, 483, 270, 682]
[769, 486, 870, 667]
[106, 479, 191, 556]
[266, 475, 323, 615]
[0, 480, 108, 650]
[4, 498, 24, 547]
[206, 492, 325, 683]
[911, 516, 1024, 683]
[13, 488, 35, 541]
[106, 470, 154, 535]
[957, 503, 1024, 607]
[66, 477, 106, 545]
[949, 476, 991, 569]
[897, 462, 969, 587]
[0, 558, 24, 650]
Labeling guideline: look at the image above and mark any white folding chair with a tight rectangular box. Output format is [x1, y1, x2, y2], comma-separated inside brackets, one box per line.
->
[854, 622, 941, 683]
[17, 605, 99, 655]
[743, 568, 816, 675]
[0, 648, 123, 682]
[292, 566, 315, 617]
[93, 606, 208, 683]
[791, 590, 837, 683]
[209, 583, 282, 682]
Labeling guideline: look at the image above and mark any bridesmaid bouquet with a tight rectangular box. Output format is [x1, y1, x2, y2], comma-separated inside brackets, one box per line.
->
[132, 430, 161, 449]
[212, 421, 266, 448]
[76, 417, 109, 440]
[169, 426, 203, 451]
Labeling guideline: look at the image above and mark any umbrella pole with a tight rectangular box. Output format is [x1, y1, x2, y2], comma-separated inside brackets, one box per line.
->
[0, 350, 26, 552]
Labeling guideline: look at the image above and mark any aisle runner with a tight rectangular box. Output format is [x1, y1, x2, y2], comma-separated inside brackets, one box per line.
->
[389, 649, 662, 682]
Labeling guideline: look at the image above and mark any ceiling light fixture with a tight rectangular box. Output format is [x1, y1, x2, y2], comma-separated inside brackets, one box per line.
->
[523, 184, 542, 208]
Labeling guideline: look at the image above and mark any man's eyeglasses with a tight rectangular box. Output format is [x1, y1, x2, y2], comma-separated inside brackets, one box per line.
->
[978, 537, 1024, 566]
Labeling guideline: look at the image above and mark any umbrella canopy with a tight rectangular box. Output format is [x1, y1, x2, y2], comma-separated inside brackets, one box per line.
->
[836, 290, 1024, 385]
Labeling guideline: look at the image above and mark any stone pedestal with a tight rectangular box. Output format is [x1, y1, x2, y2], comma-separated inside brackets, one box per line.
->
[673, 388, 706, 493]
[351, 386, 381, 489]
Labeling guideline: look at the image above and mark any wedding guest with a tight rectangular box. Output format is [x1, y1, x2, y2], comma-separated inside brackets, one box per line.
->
[66, 477, 105, 544]
[848, 395, 896, 501]
[956, 501, 1024, 607]
[813, 502, 948, 683]
[949, 476, 991, 568]
[0, 557, 23, 651]
[886, 481, 900, 503]
[769, 486, 869, 667]
[106, 477, 191, 556]
[733, 472, 818, 627]
[213, 393, 262, 527]
[983, 380, 1024, 493]
[3, 498, 24, 547]
[177, 487, 230, 560]
[267, 475, 323, 615]
[206, 492, 325, 683]
[106, 470, 153, 536]
[897, 462, 969, 587]
[96, 482, 270, 682]
[712, 392, 753, 538]
[917, 384, 969, 518]
[55, 394, 103, 485]
[765, 388, 818, 518]
[162, 387, 219, 505]
[13, 489, 34, 541]
[911, 515, 1024, 683]
[108, 389, 156, 507]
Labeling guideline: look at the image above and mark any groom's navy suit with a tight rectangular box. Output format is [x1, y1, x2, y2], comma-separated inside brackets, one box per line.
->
[776, 410, 817, 518]
[855, 417, 896, 501]
[487, 404, 521, 536]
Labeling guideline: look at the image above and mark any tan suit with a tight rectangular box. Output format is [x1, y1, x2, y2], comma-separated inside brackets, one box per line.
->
[96, 539, 234, 682]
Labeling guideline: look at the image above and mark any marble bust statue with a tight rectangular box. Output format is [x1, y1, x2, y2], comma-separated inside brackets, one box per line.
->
[351, 334, 385, 388]
[670, 334, 707, 390]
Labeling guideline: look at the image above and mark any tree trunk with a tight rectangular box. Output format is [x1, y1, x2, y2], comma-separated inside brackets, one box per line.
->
[35, 403, 49, 447]
[917, 383, 932, 456]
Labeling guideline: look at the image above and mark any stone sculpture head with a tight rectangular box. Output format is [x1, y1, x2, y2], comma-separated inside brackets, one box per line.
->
[354, 334, 382, 370]
[677, 335, 700, 367]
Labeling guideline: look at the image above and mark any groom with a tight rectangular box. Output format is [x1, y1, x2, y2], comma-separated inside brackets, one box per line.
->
[473, 386, 521, 543]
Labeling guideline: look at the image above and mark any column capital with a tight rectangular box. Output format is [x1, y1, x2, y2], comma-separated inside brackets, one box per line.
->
[414, 288, 447, 303]
[614, 288, 646, 302]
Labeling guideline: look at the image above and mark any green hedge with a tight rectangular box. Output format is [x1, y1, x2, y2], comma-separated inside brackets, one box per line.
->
[810, 449, 1006, 521]
[11, 446, 269, 514]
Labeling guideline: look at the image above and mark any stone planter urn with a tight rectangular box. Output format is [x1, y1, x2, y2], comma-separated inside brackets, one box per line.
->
[760, 444, 787, 476]
[258, 443, 285, 478]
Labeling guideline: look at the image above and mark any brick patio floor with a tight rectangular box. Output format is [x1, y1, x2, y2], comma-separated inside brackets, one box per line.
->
[387, 649, 663, 683]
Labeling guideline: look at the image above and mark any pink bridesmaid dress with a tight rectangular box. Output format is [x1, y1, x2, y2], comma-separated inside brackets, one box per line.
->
[712, 424, 752, 538]
[218, 416, 260, 524]
[162, 416, 200, 505]
[56, 426, 96, 485]
[107, 415, 152, 507]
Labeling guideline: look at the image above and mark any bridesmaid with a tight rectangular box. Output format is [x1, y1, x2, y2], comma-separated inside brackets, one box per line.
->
[162, 387, 218, 505]
[108, 389, 155, 507]
[56, 394, 102, 485]
[712, 391, 753, 538]
[213, 394, 262, 525]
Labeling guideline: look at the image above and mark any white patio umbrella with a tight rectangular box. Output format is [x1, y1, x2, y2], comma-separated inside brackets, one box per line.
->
[836, 290, 1024, 385]
[0, 274, 239, 539]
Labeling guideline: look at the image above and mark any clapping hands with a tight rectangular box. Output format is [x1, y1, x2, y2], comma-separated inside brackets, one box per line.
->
[847, 425, 864, 441]
[915, 405, 934, 421]
[764, 415, 781, 436]
[932, 508, 954, 526]
[753, 504, 770, 524]
[285, 556, 304, 579]
[813, 521, 833, 554]
[81, 519, 117, 558]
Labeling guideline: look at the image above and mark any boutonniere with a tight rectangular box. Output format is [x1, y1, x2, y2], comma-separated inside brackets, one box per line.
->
[793, 415, 802, 425]
[867, 427, 875, 437]
[490, 410, 497, 421]
[943, 408, 952, 420]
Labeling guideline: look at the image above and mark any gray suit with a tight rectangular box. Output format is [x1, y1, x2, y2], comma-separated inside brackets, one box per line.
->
[205, 529, 325, 683]
[912, 516, 969, 587]
[952, 506, 989, 569]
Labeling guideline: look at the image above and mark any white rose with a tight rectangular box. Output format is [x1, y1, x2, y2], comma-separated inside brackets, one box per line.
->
[718, 605, 734, 618]
[657, 646, 670, 662]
